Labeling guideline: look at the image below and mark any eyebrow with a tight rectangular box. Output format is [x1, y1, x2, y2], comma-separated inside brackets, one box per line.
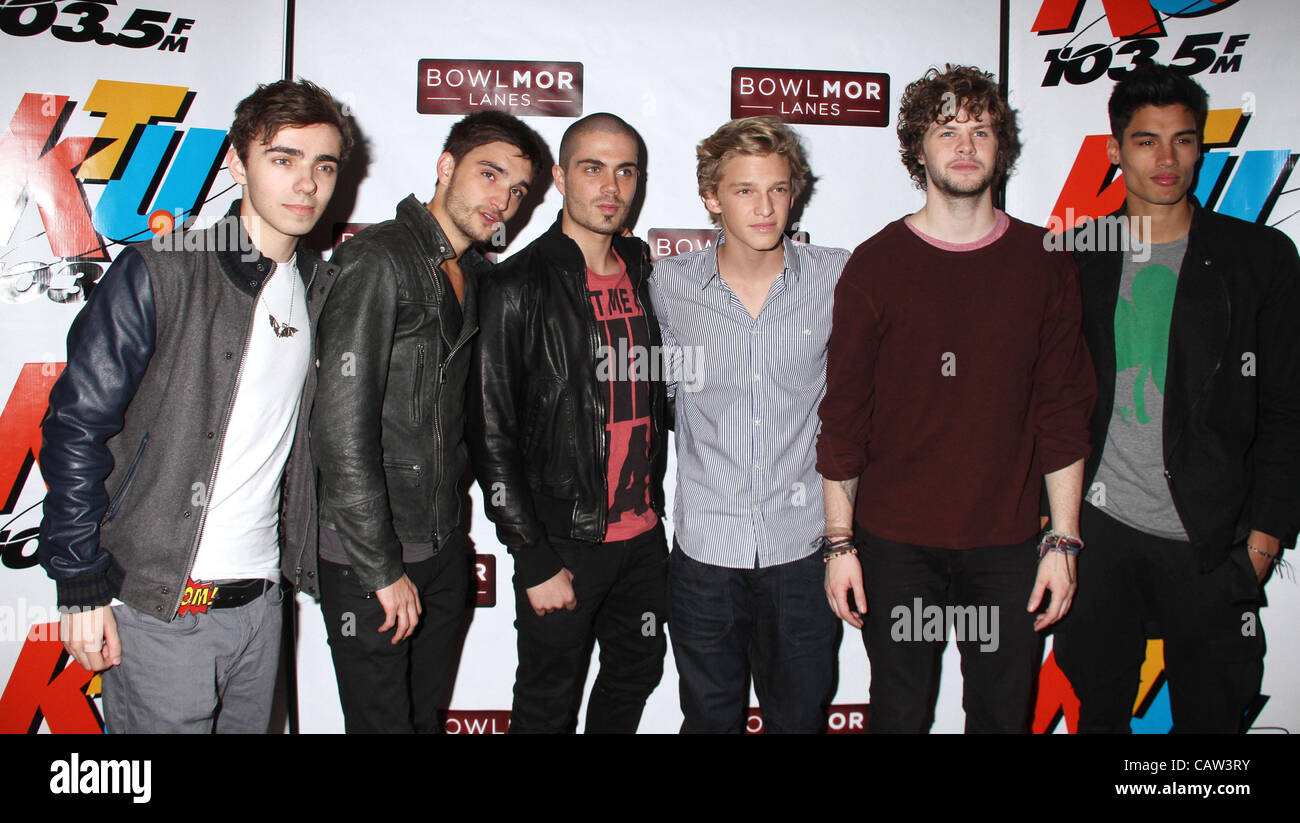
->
[727, 179, 790, 188]
[1129, 129, 1197, 139]
[576, 157, 640, 170]
[265, 145, 340, 165]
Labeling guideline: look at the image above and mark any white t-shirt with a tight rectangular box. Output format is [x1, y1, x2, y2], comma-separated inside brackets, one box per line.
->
[191, 255, 311, 581]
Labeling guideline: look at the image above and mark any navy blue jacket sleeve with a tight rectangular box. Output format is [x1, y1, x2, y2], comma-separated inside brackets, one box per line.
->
[38, 246, 156, 608]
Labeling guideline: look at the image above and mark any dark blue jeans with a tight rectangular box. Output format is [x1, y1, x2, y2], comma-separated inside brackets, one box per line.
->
[667, 544, 837, 733]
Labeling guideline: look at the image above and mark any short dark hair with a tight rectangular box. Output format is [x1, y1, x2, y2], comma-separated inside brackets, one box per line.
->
[229, 78, 352, 162]
[896, 64, 1020, 190]
[441, 110, 545, 177]
[1108, 61, 1208, 140]
[557, 112, 640, 170]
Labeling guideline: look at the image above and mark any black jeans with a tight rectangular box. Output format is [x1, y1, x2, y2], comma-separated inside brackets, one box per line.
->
[1054, 503, 1265, 733]
[667, 545, 837, 733]
[319, 540, 474, 733]
[509, 522, 667, 734]
[857, 527, 1041, 733]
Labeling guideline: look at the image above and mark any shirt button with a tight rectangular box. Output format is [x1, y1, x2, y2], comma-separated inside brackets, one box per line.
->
[753, 418, 761, 426]
[753, 374, 760, 381]
[207, 432, 214, 439]
[225, 351, 234, 360]
[248, 280, 257, 288]
[753, 462, 760, 469]
[750, 327, 759, 335]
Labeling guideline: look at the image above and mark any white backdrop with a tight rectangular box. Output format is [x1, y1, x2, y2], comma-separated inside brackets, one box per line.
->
[292, 0, 1002, 734]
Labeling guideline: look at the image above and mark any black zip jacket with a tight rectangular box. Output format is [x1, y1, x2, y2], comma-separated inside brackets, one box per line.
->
[1073, 202, 1300, 570]
[311, 195, 488, 592]
[469, 218, 668, 588]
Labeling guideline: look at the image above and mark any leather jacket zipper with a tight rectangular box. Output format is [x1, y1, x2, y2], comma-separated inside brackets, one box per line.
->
[412, 343, 426, 423]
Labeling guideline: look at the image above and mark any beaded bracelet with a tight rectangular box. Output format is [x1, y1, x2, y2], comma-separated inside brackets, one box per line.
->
[822, 547, 859, 564]
[1246, 542, 1278, 564]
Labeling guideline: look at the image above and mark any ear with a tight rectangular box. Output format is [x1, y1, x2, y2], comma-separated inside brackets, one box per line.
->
[435, 151, 456, 186]
[1105, 135, 1121, 167]
[702, 189, 722, 218]
[226, 145, 247, 187]
[552, 163, 566, 197]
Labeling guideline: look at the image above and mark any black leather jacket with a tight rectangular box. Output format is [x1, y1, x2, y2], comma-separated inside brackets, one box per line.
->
[1074, 202, 1300, 569]
[311, 195, 489, 592]
[469, 219, 668, 588]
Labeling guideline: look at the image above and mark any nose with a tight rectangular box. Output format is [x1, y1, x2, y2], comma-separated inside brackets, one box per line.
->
[1155, 140, 1176, 166]
[295, 167, 318, 196]
[955, 131, 975, 155]
[600, 170, 619, 195]
[488, 183, 509, 214]
[756, 190, 774, 216]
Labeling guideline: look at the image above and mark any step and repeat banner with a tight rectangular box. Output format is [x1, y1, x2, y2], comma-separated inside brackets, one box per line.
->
[0, 1, 285, 733]
[1005, 0, 1300, 734]
[1, 0, 1295, 734]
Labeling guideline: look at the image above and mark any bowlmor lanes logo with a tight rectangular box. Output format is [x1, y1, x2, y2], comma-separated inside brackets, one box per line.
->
[475, 554, 496, 607]
[731, 68, 889, 127]
[444, 710, 510, 734]
[647, 228, 717, 262]
[417, 60, 583, 117]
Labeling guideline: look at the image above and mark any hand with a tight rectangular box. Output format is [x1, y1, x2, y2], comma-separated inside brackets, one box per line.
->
[374, 574, 422, 644]
[60, 606, 121, 672]
[825, 553, 867, 629]
[525, 568, 576, 617]
[1247, 530, 1280, 583]
[1027, 549, 1077, 631]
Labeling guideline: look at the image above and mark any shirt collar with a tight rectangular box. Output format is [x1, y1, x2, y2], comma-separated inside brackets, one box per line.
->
[700, 230, 802, 289]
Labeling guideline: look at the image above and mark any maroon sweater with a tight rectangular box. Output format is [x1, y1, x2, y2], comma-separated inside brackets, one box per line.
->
[816, 216, 1095, 548]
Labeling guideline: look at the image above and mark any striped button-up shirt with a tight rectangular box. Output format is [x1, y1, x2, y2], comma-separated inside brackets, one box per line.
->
[649, 232, 849, 568]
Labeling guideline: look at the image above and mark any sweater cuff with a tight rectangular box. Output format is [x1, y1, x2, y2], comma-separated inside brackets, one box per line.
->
[55, 559, 124, 610]
[512, 540, 565, 590]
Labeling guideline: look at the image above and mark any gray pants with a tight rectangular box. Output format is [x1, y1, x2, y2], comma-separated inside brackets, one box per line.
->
[102, 584, 283, 733]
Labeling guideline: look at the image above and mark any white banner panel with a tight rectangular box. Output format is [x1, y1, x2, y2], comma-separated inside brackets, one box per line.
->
[293, 0, 1001, 733]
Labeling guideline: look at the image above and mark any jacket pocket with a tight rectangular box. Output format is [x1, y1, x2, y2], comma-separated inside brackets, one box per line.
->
[102, 432, 149, 525]
[383, 458, 423, 489]
[411, 343, 427, 423]
[523, 378, 578, 486]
